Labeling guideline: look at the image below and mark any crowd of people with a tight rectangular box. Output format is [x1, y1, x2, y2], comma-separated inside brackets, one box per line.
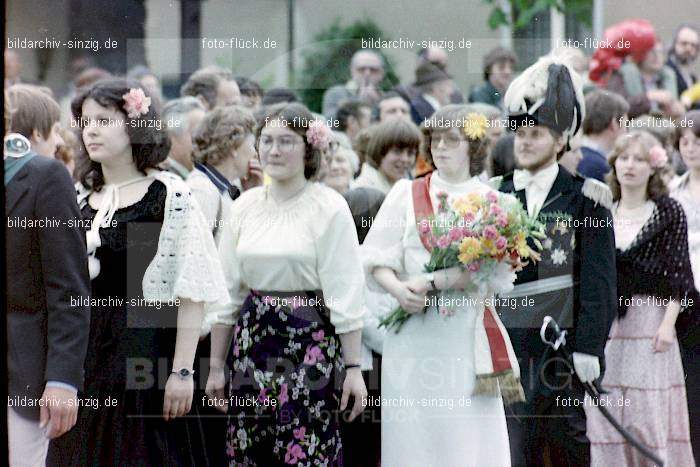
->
[4, 17, 699, 467]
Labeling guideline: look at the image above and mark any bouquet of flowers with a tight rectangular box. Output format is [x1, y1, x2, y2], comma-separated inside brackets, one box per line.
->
[379, 189, 546, 332]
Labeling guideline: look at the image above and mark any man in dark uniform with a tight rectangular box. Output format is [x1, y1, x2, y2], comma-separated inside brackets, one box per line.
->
[494, 55, 617, 466]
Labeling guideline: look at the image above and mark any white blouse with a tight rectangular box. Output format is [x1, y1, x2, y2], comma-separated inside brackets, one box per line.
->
[186, 169, 232, 240]
[209, 182, 365, 334]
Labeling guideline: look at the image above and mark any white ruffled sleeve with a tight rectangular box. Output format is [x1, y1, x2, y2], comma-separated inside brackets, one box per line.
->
[361, 179, 411, 292]
[316, 196, 366, 334]
[142, 175, 231, 305]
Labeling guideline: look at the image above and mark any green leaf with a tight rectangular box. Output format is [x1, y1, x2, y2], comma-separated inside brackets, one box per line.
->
[487, 7, 509, 29]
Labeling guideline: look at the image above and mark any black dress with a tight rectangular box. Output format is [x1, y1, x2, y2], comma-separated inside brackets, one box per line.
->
[47, 180, 210, 466]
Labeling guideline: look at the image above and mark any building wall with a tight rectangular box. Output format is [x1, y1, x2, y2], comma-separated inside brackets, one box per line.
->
[6, 0, 700, 98]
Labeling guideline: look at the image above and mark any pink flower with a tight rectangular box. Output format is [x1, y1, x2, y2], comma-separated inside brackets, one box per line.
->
[448, 228, 462, 242]
[497, 214, 509, 228]
[649, 145, 668, 168]
[418, 220, 431, 235]
[285, 442, 307, 464]
[489, 204, 503, 217]
[258, 386, 269, 403]
[303, 345, 324, 365]
[289, 296, 304, 310]
[495, 236, 507, 250]
[436, 235, 451, 249]
[461, 226, 473, 237]
[279, 383, 289, 406]
[468, 262, 481, 272]
[226, 443, 236, 457]
[486, 191, 499, 203]
[312, 329, 325, 341]
[293, 426, 306, 440]
[483, 225, 498, 240]
[306, 120, 332, 151]
[463, 212, 475, 223]
[122, 88, 151, 119]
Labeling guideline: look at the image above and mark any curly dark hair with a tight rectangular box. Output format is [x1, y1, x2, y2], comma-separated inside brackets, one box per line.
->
[72, 78, 170, 191]
[254, 102, 322, 180]
[606, 131, 669, 202]
[421, 104, 489, 177]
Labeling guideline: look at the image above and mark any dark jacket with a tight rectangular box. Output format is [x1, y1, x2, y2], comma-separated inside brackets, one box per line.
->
[577, 146, 609, 182]
[498, 166, 617, 398]
[6, 155, 91, 420]
[468, 81, 503, 110]
[409, 94, 437, 125]
[666, 56, 698, 97]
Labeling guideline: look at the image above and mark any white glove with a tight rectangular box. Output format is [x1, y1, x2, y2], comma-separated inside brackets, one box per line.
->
[572, 352, 600, 383]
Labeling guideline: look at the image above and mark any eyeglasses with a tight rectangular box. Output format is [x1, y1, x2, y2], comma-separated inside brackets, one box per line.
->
[258, 135, 302, 154]
[430, 132, 465, 149]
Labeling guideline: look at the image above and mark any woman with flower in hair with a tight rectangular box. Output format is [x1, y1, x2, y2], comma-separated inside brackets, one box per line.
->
[47, 79, 230, 466]
[362, 105, 520, 466]
[204, 103, 367, 465]
[585, 130, 697, 466]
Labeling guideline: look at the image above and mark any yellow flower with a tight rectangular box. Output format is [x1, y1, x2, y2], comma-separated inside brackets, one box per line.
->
[458, 237, 482, 264]
[463, 113, 488, 140]
[466, 192, 484, 207]
[481, 238, 497, 256]
[514, 231, 530, 258]
[453, 199, 478, 217]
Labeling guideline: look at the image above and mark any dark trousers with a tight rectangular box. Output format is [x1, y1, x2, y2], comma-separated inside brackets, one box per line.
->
[677, 312, 700, 461]
[340, 353, 382, 467]
[507, 385, 590, 467]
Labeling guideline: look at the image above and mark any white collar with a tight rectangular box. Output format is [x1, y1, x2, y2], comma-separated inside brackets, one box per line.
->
[422, 94, 442, 111]
[513, 162, 559, 191]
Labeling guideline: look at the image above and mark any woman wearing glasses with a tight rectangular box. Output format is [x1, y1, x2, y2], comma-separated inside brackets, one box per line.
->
[205, 103, 367, 465]
[362, 105, 518, 466]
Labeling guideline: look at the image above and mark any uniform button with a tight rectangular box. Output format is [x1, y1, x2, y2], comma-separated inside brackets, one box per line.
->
[26, 385, 30, 390]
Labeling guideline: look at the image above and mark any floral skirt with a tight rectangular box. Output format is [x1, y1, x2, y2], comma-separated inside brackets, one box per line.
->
[227, 290, 344, 466]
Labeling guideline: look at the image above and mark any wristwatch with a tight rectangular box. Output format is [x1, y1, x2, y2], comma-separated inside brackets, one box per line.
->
[425, 273, 437, 291]
[172, 368, 195, 380]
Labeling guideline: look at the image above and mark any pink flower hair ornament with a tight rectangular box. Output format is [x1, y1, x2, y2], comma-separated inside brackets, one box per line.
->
[122, 88, 151, 119]
[306, 119, 332, 151]
[649, 145, 668, 169]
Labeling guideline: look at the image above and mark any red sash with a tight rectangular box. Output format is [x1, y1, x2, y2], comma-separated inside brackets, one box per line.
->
[412, 171, 516, 381]
[411, 172, 434, 252]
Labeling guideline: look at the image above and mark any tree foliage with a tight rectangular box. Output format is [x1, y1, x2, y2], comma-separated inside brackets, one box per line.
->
[297, 18, 399, 113]
[482, 0, 592, 31]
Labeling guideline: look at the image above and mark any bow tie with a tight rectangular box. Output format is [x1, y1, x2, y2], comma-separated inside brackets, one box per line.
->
[513, 169, 550, 191]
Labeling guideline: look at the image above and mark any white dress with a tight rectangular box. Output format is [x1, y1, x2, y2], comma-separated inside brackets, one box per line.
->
[362, 173, 511, 467]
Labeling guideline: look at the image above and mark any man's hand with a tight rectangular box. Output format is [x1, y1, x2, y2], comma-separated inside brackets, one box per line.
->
[572, 352, 600, 383]
[39, 386, 78, 439]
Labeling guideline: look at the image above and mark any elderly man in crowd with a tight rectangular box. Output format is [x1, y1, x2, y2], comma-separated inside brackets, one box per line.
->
[181, 65, 241, 110]
[667, 24, 699, 99]
[323, 49, 384, 119]
[160, 97, 206, 179]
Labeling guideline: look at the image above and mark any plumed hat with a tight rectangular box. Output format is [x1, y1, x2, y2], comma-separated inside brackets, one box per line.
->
[504, 53, 585, 147]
